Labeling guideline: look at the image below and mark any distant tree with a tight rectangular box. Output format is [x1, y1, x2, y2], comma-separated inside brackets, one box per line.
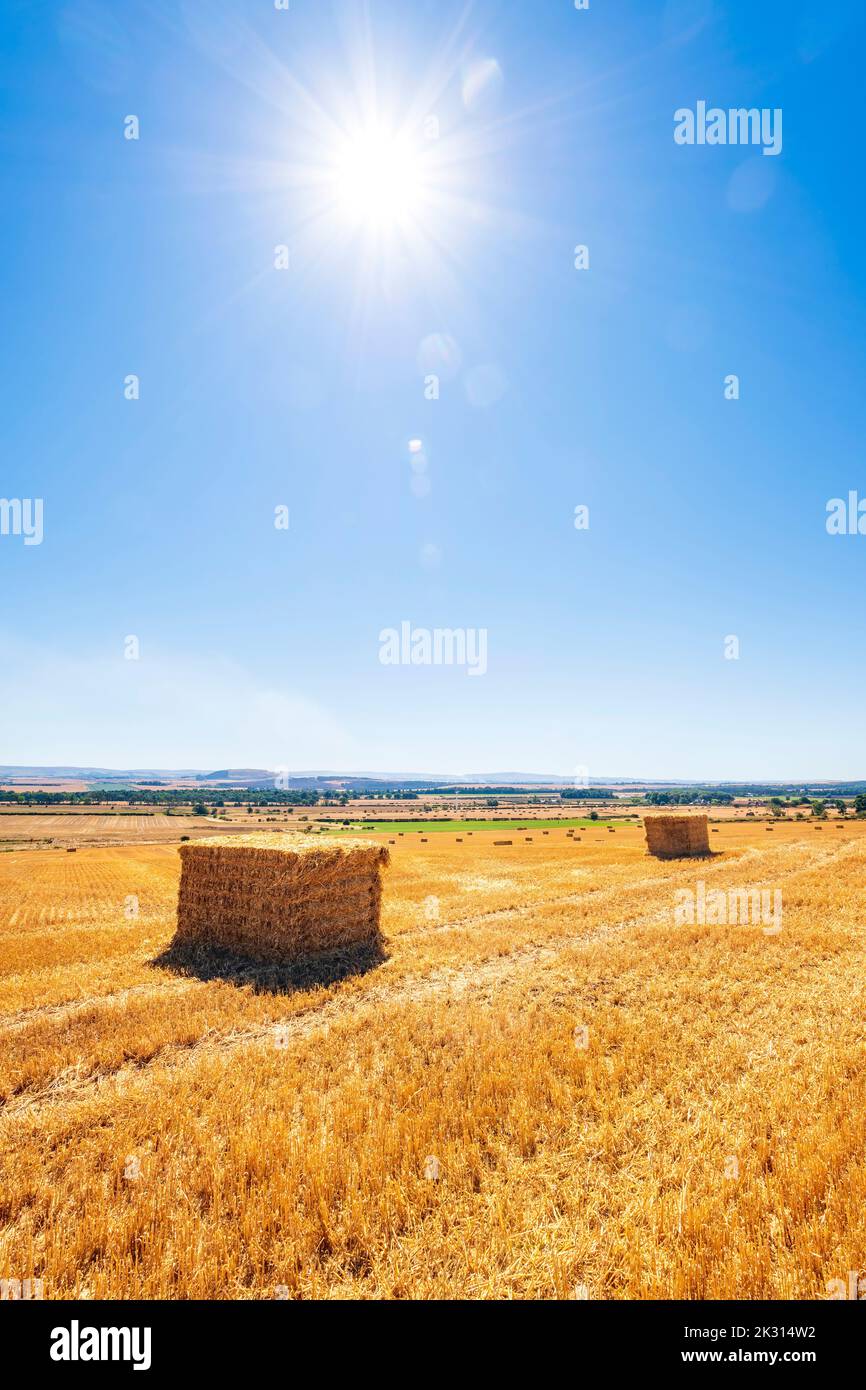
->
[855, 794, 866, 815]
[193, 802, 207, 816]
[589, 811, 599, 820]
[833, 799, 847, 816]
[811, 800, 827, 818]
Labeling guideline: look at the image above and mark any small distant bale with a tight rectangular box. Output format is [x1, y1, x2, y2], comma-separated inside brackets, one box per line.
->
[494, 840, 512, 846]
[66, 847, 77, 853]
[171, 833, 389, 964]
[644, 814, 710, 860]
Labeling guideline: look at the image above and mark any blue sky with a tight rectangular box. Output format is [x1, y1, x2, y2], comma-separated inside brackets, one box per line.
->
[1, 0, 865, 778]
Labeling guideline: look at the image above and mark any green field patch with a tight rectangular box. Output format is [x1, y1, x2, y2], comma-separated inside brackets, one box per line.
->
[321, 817, 622, 835]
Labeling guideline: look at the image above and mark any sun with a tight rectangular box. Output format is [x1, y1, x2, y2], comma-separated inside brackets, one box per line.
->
[330, 124, 428, 232]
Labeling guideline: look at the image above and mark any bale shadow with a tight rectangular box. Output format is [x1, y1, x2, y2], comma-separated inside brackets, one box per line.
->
[648, 849, 723, 861]
[152, 939, 387, 995]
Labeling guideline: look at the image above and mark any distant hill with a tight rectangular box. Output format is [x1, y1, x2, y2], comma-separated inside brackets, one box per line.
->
[0, 766, 202, 779]
[197, 769, 273, 782]
[3, 767, 866, 794]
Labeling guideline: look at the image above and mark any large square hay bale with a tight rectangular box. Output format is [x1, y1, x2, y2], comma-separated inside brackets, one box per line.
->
[644, 814, 709, 859]
[172, 833, 390, 963]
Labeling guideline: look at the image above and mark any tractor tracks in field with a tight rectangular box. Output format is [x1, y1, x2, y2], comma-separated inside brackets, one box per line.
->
[1, 836, 860, 1127]
[393, 836, 846, 942]
[0, 978, 196, 1036]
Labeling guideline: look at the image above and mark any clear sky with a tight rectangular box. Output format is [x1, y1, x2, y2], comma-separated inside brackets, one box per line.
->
[2, 0, 865, 779]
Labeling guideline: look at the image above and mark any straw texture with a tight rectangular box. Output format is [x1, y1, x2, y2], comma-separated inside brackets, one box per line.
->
[644, 814, 710, 859]
[172, 833, 390, 963]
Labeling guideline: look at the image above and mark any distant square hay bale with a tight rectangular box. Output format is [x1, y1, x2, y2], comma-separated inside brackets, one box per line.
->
[644, 814, 710, 859]
[172, 833, 390, 964]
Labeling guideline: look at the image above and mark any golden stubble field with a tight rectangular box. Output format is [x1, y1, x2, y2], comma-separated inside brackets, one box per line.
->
[1, 818, 865, 1300]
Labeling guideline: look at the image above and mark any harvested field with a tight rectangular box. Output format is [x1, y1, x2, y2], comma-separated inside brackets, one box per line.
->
[0, 812, 241, 850]
[1, 821, 866, 1299]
